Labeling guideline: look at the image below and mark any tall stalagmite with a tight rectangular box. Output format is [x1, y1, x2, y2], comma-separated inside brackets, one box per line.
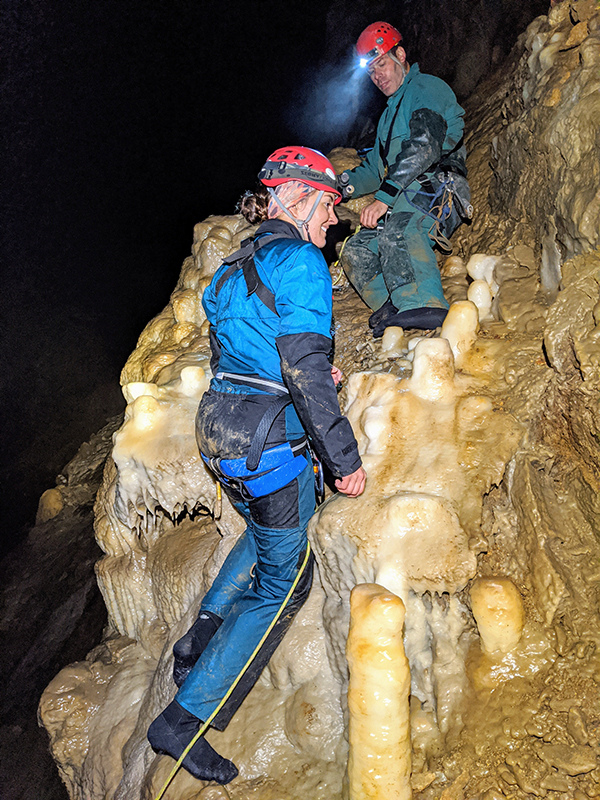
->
[347, 584, 411, 800]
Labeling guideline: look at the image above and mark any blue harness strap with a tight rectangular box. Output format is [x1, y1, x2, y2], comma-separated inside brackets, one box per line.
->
[404, 174, 453, 223]
[202, 442, 309, 499]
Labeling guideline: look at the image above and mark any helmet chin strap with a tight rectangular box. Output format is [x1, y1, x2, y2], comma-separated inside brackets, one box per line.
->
[389, 51, 407, 78]
[267, 188, 324, 243]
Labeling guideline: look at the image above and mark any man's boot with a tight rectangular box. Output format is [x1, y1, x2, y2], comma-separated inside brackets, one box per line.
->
[368, 298, 397, 330]
[372, 306, 448, 338]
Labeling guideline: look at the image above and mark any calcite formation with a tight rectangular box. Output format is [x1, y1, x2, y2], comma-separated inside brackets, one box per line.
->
[40, 3, 600, 798]
[470, 577, 526, 655]
[347, 585, 411, 800]
[310, 328, 521, 763]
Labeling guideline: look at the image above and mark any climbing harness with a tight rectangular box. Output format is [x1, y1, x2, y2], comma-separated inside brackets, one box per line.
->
[212, 233, 299, 475]
[403, 172, 468, 254]
[202, 440, 309, 500]
[152, 544, 313, 800]
[211, 367, 299, 465]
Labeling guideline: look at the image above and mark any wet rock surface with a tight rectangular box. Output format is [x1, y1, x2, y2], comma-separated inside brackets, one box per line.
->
[0, 420, 118, 799]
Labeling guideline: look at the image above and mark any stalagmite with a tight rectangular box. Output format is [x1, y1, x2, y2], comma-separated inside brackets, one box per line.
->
[440, 300, 479, 364]
[467, 279, 494, 321]
[122, 381, 160, 402]
[379, 326, 406, 358]
[470, 577, 525, 655]
[346, 584, 411, 800]
[441, 255, 466, 277]
[408, 337, 455, 403]
[465, 254, 500, 294]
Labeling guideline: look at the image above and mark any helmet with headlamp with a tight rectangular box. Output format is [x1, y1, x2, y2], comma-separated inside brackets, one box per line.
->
[356, 22, 402, 68]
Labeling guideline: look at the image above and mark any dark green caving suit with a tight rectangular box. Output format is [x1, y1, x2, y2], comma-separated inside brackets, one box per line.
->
[343, 64, 470, 318]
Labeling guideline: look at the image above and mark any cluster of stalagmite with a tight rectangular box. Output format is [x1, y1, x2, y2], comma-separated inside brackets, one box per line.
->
[39, 2, 600, 798]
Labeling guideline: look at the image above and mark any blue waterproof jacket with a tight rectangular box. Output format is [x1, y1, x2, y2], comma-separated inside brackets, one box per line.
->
[347, 64, 465, 210]
[202, 220, 362, 478]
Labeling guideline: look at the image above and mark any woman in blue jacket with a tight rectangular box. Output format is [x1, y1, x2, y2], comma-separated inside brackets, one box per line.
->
[148, 147, 366, 785]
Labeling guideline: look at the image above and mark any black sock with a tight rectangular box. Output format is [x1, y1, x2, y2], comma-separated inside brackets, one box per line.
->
[184, 735, 238, 784]
[173, 610, 222, 687]
[148, 699, 238, 785]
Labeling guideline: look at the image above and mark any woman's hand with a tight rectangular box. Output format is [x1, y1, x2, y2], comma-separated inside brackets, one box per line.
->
[331, 365, 343, 386]
[335, 466, 367, 497]
[360, 199, 389, 229]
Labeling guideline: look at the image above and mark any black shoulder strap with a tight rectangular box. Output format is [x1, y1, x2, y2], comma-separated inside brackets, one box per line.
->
[242, 259, 277, 314]
[214, 233, 291, 315]
[214, 261, 242, 296]
[214, 238, 255, 296]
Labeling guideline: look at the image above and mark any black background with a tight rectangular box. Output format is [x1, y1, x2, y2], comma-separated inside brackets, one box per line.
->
[2, 0, 383, 557]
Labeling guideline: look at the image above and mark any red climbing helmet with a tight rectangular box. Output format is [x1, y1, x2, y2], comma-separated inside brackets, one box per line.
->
[258, 146, 342, 204]
[356, 22, 402, 66]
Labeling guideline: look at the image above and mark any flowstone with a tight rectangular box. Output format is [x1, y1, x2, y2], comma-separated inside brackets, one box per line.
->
[40, 4, 600, 797]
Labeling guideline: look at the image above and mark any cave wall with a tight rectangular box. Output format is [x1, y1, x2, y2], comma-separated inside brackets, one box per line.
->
[324, 0, 550, 97]
[454, 0, 600, 265]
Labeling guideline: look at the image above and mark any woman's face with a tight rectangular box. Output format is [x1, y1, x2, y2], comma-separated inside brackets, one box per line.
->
[294, 191, 338, 248]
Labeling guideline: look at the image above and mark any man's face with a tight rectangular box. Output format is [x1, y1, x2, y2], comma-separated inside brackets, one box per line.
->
[367, 47, 407, 96]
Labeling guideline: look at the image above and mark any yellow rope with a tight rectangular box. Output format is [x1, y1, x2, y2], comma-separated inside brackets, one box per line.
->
[152, 543, 312, 800]
[214, 482, 222, 520]
[331, 226, 361, 286]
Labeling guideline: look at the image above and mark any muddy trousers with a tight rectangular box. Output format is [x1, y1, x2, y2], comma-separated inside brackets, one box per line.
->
[342, 186, 450, 313]
[176, 462, 315, 730]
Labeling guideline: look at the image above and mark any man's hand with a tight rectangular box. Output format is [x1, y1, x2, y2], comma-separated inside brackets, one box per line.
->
[331, 365, 343, 386]
[335, 466, 367, 498]
[360, 199, 389, 229]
